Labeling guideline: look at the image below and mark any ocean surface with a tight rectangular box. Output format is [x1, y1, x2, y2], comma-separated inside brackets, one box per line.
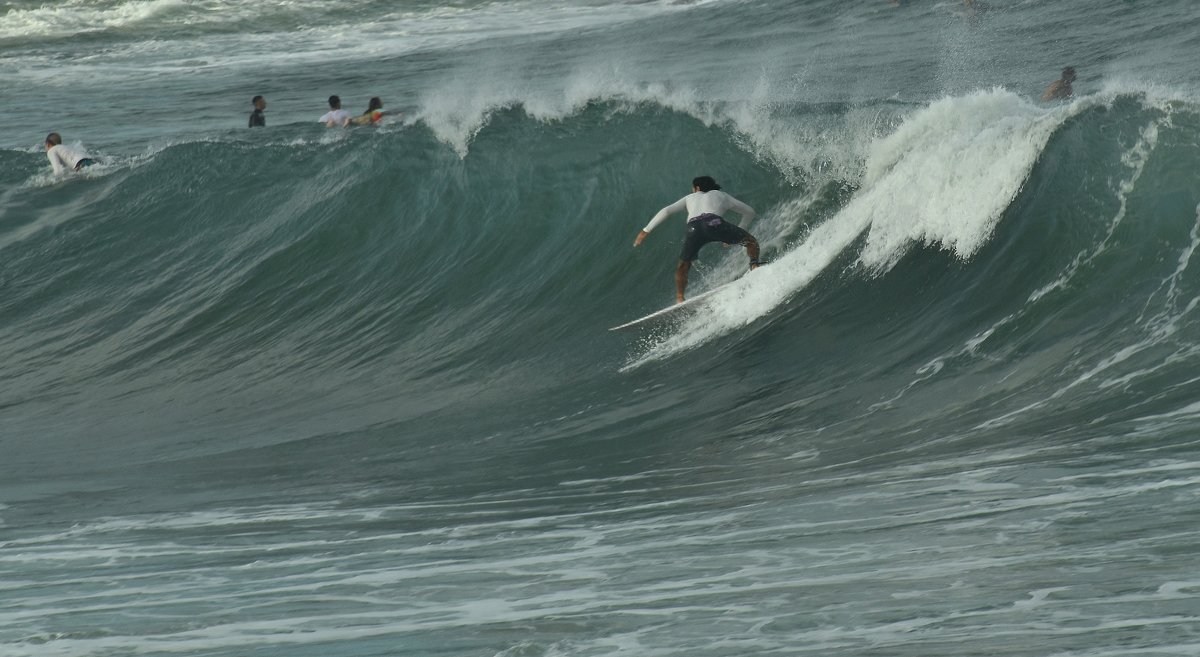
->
[4, 1, 1200, 655]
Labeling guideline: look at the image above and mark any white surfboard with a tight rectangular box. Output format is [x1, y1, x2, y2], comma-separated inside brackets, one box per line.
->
[608, 281, 734, 331]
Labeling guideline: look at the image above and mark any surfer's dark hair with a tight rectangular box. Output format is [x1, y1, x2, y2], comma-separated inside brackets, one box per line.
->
[367, 97, 383, 111]
[45, 132, 62, 146]
[251, 95, 263, 105]
[328, 95, 341, 109]
[693, 176, 721, 192]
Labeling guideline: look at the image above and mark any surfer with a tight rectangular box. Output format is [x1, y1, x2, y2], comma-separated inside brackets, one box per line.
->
[249, 95, 266, 127]
[44, 132, 96, 174]
[1041, 67, 1076, 102]
[633, 176, 760, 303]
[349, 97, 386, 126]
[319, 95, 352, 127]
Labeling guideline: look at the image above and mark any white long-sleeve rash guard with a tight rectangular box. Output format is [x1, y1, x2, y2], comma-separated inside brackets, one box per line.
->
[642, 190, 756, 234]
[46, 144, 85, 174]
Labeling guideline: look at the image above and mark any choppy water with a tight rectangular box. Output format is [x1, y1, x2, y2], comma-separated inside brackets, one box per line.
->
[4, 1, 1200, 656]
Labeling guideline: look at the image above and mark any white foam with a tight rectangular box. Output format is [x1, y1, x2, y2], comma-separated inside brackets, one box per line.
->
[0, 0, 188, 40]
[1, 0, 726, 86]
[416, 58, 884, 188]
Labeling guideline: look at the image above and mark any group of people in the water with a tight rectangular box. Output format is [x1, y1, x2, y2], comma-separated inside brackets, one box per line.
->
[317, 95, 388, 128]
[43, 93, 392, 177]
[246, 94, 390, 129]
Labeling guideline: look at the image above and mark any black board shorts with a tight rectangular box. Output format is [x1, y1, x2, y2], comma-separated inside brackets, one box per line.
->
[679, 213, 753, 262]
[73, 158, 96, 171]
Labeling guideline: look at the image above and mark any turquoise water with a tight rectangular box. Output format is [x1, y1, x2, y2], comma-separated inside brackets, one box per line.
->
[4, 1, 1200, 656]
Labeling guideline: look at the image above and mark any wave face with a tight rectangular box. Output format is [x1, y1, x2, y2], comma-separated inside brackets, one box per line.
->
[4, 2, 1200, 657]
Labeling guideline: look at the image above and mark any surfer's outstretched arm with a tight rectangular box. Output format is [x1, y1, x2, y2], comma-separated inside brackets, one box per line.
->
[637, 198, 688, 242]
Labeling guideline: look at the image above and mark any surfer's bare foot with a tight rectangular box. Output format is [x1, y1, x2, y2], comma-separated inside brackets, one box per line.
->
[676, 294, 686, 304]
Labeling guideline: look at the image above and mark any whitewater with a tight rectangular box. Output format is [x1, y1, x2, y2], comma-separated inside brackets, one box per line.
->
[3, 1, 1200, 656]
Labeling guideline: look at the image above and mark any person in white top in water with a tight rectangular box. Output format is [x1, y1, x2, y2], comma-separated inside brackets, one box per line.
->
[319, 95, 352, 127]
[44, 132, 96, 174]
[633, 176, 760, 303]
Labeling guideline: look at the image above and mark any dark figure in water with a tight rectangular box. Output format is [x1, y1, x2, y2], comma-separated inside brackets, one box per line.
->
[1042, 67, 1077, 102]
[249, 95, 266, 127]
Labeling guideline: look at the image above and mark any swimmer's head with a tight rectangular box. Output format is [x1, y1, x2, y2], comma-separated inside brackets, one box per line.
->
[692, 176, 721, 192]
[45, 132, 62, 149]
[252, 95, 266, 109]
[368, 97, 383, 111]
[328, 95, 341, 109]
[1062, 67, 1077, 81]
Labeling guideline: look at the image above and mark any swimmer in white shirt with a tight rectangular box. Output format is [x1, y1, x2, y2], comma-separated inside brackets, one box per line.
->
[45, 132, 96, 174]
[633, 176, 761, 303]
[319, 95, 352, 127]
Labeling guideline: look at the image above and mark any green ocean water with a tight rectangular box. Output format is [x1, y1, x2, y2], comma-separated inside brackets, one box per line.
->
[3, 1, 1200, 656]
